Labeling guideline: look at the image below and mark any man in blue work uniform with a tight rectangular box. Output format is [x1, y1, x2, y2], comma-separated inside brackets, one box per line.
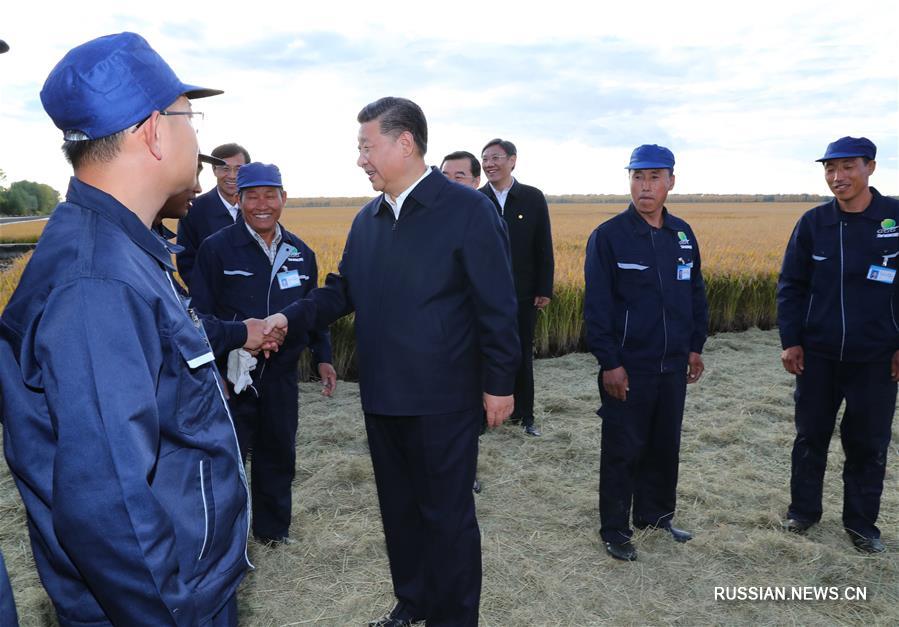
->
[778, 136, 898, 554]
[0, 33, 251, 625]
[585, 144, 708, 562]
[153, 155, 282, 357]
[190, 162, 335, 546]
[176, 143, 251, 289]
[276, 97, 520, 627]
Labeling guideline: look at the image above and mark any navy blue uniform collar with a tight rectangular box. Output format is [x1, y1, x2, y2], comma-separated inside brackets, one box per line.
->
[369, 167, 447, 216]
[624, 203, 685, 234]
[819, 187, 890, 226]
[67, 177, 175, 271]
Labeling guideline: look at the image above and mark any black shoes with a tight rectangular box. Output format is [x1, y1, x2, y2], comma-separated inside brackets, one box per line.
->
[368, 603, 422, 627]
[782, 518, 815, 534]
[634, 522, 693, 543]
[605, 540, 637, 561]
[254, 535, 293, 547]
[666, 526, 693, 543]
[524, 424, 542, 437]
[473, 478, 482, 493]
[849, 534, 886, 554]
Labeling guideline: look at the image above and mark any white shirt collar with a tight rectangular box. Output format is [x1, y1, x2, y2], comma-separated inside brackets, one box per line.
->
[383, 166, 431, 220]
[218, 188, 239, 222]
[489, 177, 515, 213]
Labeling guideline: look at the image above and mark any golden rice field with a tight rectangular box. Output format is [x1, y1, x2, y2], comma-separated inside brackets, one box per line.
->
[1, 202, 810, 279]
[1, 202, 811, 373]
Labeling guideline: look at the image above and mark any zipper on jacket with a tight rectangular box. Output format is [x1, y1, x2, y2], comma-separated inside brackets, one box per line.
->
[164, 271, 254, 569]
[650, 229, 668, 372]
[621, 309, 629, 347]
[198, 460, 210, 560]
[839, 221, 846, 361]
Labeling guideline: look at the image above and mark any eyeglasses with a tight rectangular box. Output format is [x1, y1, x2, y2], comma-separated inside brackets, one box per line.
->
[481, 154, 509, 164]
[131, 110, 205, 133]
[213, 165, 242, 175]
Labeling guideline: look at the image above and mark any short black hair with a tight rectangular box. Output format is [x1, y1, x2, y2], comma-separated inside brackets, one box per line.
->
[62, 131, 126, 169]
[441, 151, 481, 178]
[481, 138, 517, 157]
[211, 143, 251, 163]
[357, 97, 428, 156]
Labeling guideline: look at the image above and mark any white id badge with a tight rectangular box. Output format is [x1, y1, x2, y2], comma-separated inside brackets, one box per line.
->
[867, 265, 896, 284]
[277, 269, 302, 289]
[677, 264, 691, 281]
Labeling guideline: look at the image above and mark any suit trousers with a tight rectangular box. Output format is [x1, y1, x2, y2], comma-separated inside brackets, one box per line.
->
[513, 300, 537, 426]
[230, 370, 300, 540]
[788, 353, 896, 539]
[365, 408, 482, 627]
[598, 370, 687, 543]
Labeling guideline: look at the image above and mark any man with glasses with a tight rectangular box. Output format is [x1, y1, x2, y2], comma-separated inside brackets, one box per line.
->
[440, 151, 481, 189]
[177, 142, 251, 288]
[0, 32, 250, 625]
[480, 138, 555, 437]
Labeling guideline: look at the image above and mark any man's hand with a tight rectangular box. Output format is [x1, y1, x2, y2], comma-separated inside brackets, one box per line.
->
[687, 352, 704, 384]
[483, 393, 514, 428]
[891, 350, 899, 382]
[534, 296, 551, 310]
[781, 345, 804, 375]
[260, 313, 288, 358]
[318, 362, 337, 397]
[243, 318, 267, 351]
[602, 366, 629, 401]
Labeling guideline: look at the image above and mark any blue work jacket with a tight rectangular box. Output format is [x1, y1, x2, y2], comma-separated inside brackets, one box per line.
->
[284, 167, 520, 415]
[0, 178, 251, 626]
[0, 549, 16, 626]
[585, 204, 709, 374]
[777, 187, 899, 362]
[176, 188, 235, 290]
[189, 219, 332, 381]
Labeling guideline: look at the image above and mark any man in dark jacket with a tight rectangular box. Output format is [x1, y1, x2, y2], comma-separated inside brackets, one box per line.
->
[190, 162, 335, 546]
[0, 32, 250, 625]
[277, 97, 520, 627]
[777, 136, 898, 554]
[584, 144, 708, 562]
[176, 143, 251, 288]
[480, 138, 554, 436]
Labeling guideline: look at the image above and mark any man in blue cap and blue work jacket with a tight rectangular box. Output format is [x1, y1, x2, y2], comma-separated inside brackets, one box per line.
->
[0, 32, 257, 625]
[584, 144, 709, 562]
[190, 162, 336, 546]
[778, 136, 898, 554]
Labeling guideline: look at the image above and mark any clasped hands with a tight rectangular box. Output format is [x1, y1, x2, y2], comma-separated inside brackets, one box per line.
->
[242, 313, 290, 358]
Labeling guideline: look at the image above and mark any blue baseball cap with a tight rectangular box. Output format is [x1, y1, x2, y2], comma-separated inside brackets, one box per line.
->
[237, 163, 283, 190]
[41, 32, 222, 141]
[815, 136, 876, 162]
[626, 144, 675, 170]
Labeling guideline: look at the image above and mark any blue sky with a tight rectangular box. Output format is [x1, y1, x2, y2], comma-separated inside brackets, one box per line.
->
[0, 0, 896, 198]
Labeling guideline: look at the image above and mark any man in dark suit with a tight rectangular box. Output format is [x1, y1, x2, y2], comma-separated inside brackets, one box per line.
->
[480, 139, 555, 437]
[176, 142, 251, 288]
[275, 97, 520, 627]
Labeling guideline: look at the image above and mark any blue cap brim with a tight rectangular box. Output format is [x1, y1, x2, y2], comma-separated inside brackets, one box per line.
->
[626, 161, 673, 170]
[815, 152, 869, 162]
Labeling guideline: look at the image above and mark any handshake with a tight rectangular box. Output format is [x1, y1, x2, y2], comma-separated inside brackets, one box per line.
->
[242, 313, 289, 358]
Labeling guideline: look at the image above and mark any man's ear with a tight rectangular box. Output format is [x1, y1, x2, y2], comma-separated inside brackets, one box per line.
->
[134, 111, 164, 161]
[668, 173, 676, 191]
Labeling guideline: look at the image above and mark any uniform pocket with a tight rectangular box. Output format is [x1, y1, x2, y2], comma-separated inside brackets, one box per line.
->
[172, 324, 217, 434]
[197, 458, 216, 561]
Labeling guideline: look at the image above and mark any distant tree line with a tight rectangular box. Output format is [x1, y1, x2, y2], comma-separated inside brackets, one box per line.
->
[0, 169, 61, 216]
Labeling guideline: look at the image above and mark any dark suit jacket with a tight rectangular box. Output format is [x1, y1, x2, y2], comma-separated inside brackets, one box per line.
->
[480, 180, 555, 301]
[176, 188, 236, 289]
[283, 168, 521, 416]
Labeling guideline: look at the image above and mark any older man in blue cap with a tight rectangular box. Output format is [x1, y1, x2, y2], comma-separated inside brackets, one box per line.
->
[190, 162, 335, 547]
[0, 32, 254, 625]
[778, 136, 898, 554]
[584, 144, 709, 561]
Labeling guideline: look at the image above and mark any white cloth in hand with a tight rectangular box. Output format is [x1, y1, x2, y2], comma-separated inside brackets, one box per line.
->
[227, 349, 257, 394]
